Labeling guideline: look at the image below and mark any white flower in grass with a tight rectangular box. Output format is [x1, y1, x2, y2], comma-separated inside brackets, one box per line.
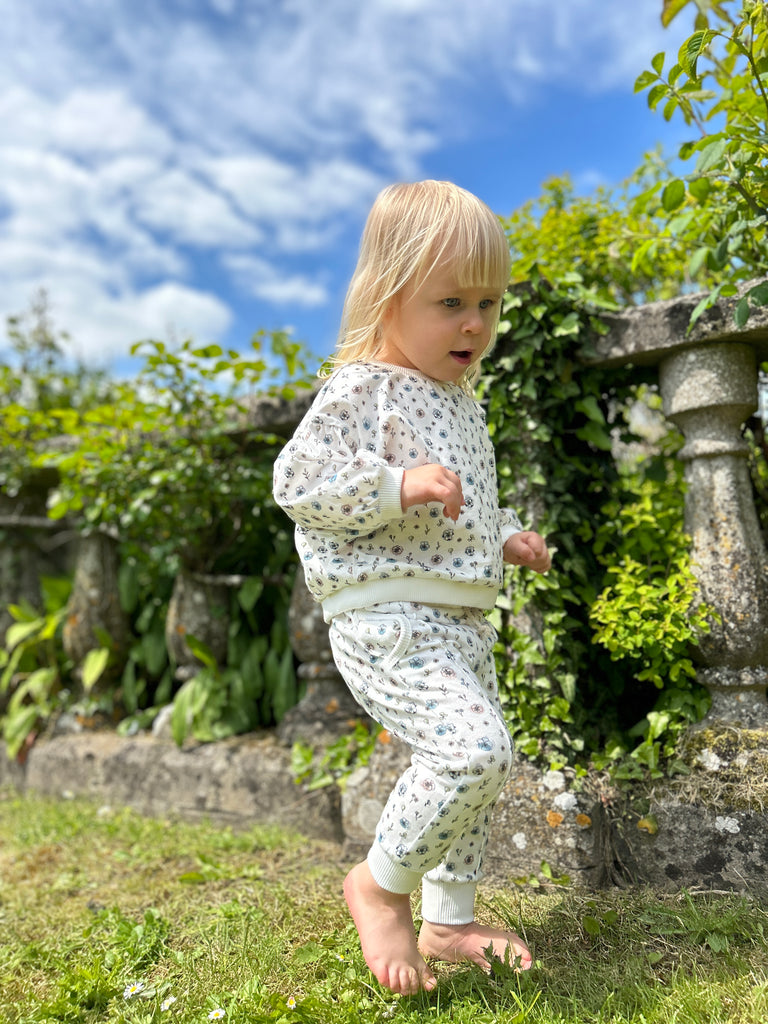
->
[123, 981, 146, 999]
[161, 994, 177, 1011]
[208, 1011, 226, 1020]
[287, 996, 297, 1008]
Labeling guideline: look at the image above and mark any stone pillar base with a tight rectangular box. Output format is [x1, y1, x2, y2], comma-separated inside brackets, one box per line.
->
[698, 666, 768, 729]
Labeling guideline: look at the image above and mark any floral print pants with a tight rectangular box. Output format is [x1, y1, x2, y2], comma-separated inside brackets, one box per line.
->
[329, 602, 513, 925]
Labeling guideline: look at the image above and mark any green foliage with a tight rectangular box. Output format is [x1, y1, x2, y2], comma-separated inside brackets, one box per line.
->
[485, 0, 768, 778]
[48, 332, 309, 577]
[634, 0, 768, 326]
[1, 306, 311, 754]
[165, 578, 299, 746]
[291, 720, 381, 791]
[589, 467, 715, 777]
[0, 291, 128, 501]
[0, 580, 72, 758]
[484, 274, 714, 776]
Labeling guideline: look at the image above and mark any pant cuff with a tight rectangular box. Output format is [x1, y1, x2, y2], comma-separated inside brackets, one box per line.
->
[420, 878, 477, 925]
[367, 842, 423, 895]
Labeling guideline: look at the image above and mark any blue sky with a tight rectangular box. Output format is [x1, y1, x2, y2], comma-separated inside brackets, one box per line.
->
[0, 0, 696, 378]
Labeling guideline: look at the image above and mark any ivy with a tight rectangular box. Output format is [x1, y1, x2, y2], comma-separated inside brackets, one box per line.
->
[483, 273, 716, 779]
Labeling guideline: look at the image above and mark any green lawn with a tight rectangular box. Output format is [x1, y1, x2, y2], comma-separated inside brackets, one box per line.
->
[2, 790, 767, 1023]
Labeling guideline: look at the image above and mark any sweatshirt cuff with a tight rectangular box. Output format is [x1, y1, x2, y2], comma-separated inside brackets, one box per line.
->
[500, 508, 524, 547]
[379, 466, 405, 518]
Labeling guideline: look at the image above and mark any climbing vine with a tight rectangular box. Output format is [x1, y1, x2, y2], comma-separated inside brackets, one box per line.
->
[481, 273, 714, 779]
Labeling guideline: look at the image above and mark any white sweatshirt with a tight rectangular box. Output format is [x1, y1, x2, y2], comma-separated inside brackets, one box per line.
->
[273, 362, 522, 621]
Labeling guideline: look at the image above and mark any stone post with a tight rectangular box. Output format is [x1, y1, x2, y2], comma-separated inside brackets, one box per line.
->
[588, 281, 768, 731]
[659, 341, 768, 726]
[276, 570, 369, 746]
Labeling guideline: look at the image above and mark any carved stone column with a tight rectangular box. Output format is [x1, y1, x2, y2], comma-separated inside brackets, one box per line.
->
[277, 570, 368, 745]
[659, 341, 768, 727]
[165, 570, 234, 681]
[63, 530, 130, 692]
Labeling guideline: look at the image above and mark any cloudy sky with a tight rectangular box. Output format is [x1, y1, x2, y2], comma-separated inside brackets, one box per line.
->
[0, 0, 696, 377]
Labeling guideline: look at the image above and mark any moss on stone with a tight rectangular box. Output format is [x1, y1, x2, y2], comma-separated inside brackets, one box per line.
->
[668, 726, 768, 811]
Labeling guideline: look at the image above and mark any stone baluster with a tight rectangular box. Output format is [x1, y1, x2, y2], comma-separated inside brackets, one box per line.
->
[277, 570, 368, 746]
[659, 341, 768, 726]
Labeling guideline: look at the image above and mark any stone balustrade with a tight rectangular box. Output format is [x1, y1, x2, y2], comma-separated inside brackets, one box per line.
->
[588, 281, 768, 729]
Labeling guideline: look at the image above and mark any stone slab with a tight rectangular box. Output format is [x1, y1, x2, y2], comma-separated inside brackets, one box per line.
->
[2, 730, 343, 844]
[586, 277, 768, 369]
[619, 800, 768, 892]
[5, 729, 768, 895]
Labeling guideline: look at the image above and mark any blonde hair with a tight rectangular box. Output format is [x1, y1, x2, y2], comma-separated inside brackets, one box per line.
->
[327, 180, 510, 391]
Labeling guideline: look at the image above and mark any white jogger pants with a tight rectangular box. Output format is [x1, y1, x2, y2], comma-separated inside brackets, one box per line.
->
[328, 602, 513, 925]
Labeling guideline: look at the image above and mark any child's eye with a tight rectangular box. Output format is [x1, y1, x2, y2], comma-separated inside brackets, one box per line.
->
[479, 298, 496, 310]
[442, 297, 461, 308]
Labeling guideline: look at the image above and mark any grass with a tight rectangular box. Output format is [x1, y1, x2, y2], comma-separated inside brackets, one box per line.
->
[2, 790, 768, 1023]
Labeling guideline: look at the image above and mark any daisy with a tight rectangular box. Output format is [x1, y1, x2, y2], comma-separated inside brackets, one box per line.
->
[287, 996, 297, 1009]
[123, 981, 145, 999]
[161, 995, 177, 1011]
[208, 1011, 226, 1021]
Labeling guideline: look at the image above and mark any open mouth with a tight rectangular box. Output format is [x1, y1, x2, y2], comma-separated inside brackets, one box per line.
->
[450, 350, 474, 365]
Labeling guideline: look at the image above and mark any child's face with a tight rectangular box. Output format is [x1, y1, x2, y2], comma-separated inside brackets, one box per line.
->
[377, 260, 503, 383]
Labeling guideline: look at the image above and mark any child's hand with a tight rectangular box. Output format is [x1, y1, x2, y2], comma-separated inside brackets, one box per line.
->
[503, 531, 551, 573]
[401, 464, 464, 521]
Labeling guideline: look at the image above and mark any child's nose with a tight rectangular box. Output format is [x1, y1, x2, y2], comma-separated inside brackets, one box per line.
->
[462, 309, 484, 333]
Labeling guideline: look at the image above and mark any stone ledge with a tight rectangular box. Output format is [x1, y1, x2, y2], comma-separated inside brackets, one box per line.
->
[4, 729, 768, 895]
[1, 730, 342, 844]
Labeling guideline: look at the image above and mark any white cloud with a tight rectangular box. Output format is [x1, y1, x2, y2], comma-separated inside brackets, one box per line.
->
[133, 168, 261, 248]
[224, 255, 329, 308]
[208, 155, 383, 243]
[1, 281, 233, 366]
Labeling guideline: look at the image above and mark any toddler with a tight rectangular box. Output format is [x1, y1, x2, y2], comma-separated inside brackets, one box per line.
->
[273, 180, 551, 995]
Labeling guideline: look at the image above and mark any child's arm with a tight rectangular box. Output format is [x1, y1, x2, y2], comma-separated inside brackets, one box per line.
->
[503, 531, 551, 574]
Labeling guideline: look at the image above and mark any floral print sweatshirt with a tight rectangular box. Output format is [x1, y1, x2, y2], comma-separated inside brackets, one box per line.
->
[272, 362, 523, 621]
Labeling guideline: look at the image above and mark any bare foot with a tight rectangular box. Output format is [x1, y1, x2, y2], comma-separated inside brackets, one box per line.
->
[418, 920, 532, 972]
[343, 861, 437, 995]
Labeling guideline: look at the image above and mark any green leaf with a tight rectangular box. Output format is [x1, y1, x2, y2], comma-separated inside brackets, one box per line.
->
[634, 69, 659, 93]
[694, 135, 728, 174]
[184, 634, 218, 669]
[2, 705, 40, 758]
[646, 83, 668, 111]
[237, 577, 264, 613]
[748, 282, 768, 306]
[689, 246, 711, 277]
[735, 296, 750, 328]
[662, 96, 680, 121]
[118, 562, 140, 614]
[5, 620, 41, 650]
[575, 395, 605, 424]
[583, 915, 601, 937]
[662, 0, 690, 28]
[576, 422, 613, 451]
[81, 647, 110, 693]
[678, 29, 716, 78]
[651, 51, 665, 75]
[662, 179, 686, 212]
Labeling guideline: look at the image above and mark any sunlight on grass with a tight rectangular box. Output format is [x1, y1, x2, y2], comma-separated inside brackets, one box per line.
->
[2, 790, 768, 1023]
